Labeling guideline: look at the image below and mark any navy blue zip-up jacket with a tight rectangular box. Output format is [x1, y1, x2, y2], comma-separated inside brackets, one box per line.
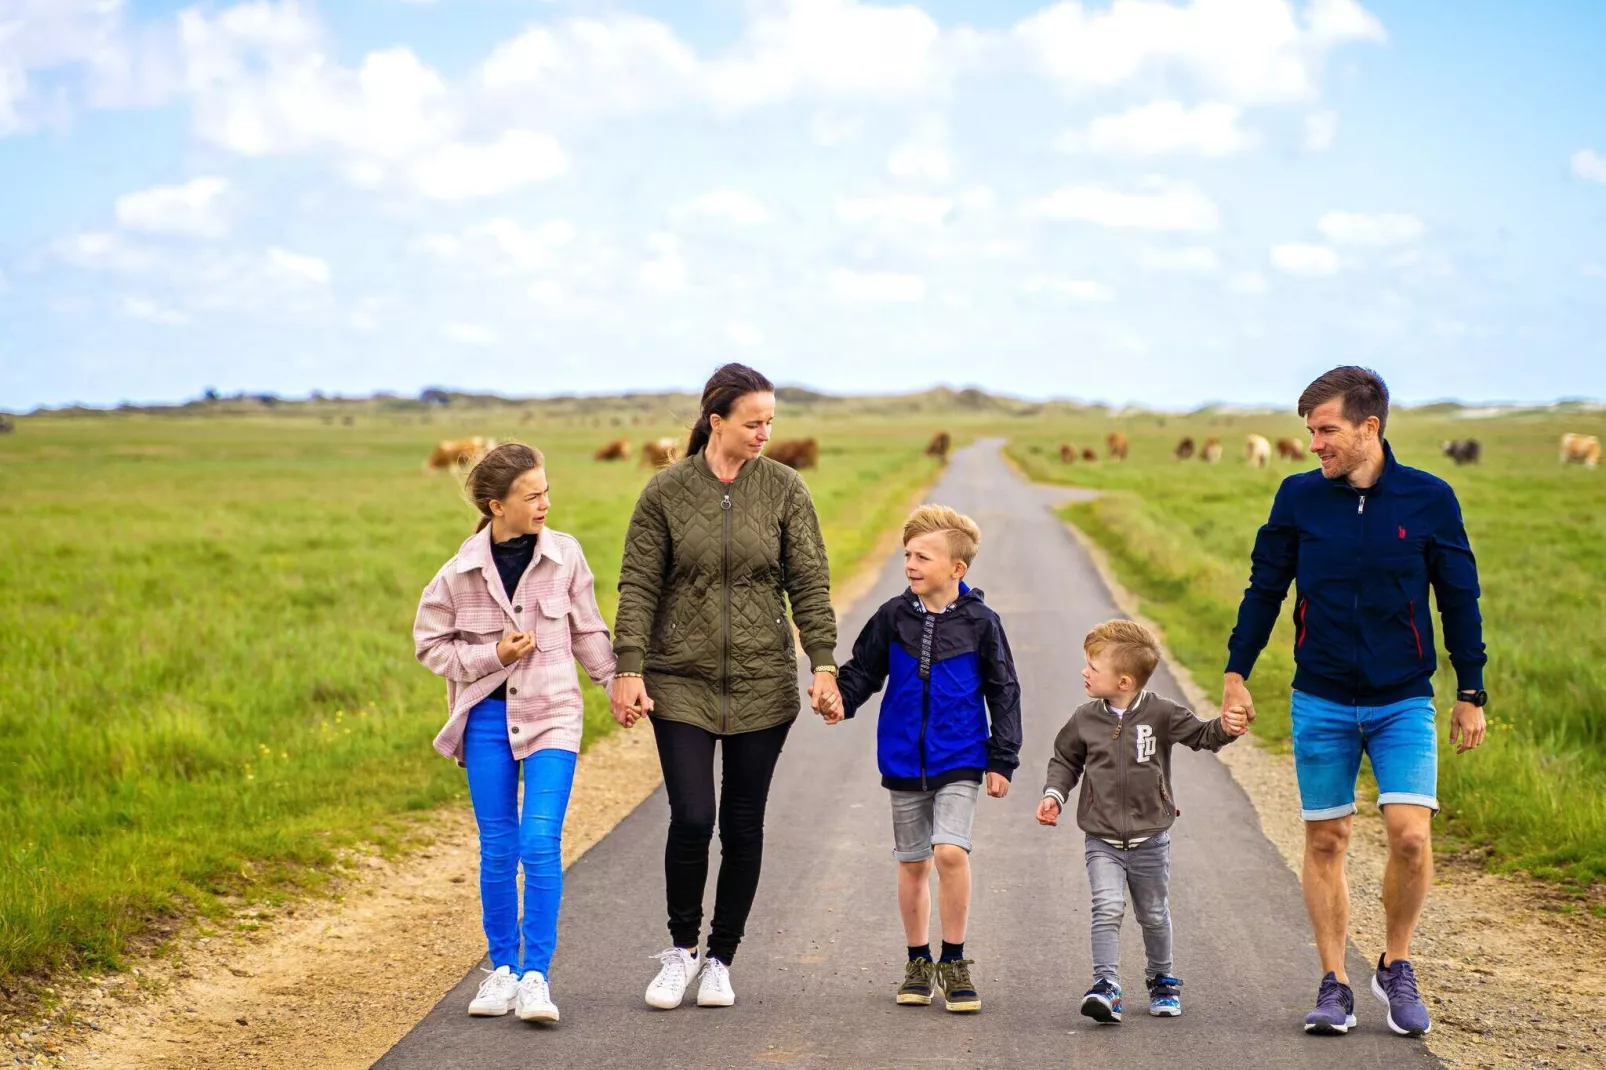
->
[836, 583, 1024, 791]
[1226, 440, 1487, 706]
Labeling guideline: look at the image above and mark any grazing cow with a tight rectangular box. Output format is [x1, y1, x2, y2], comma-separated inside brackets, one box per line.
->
[0, 415, 13, 434]
[1059, 444, 1077, 464]
[424, 436, 497, 471]
[766, 438, 819, 470]
[926, 431, 952, 461]
[1082, 447, 1098, 462]
[594, 438, 630, 462]
[1561, 432, 1601, 468]
[640, 437, 680, 468]
[1107, 431, 1129, 461]
[1174, 437, 1195, 461]
[1245, 433, 1272, 469]
[1200, 438, 1223, 463]
[341, 415, 355, 427]
[1276, 436, 1303, 461]
[1440, 439, 1481, 465]
[519, 410, 534, 425]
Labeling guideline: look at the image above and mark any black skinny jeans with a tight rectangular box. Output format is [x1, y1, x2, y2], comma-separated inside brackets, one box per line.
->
[650, 715, 791, 964]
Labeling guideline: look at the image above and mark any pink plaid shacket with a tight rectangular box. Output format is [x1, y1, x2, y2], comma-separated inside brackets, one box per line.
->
[414, 526, 616, 764]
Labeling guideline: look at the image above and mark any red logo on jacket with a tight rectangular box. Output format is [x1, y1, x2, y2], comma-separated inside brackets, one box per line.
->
[1398, 526, 1407, 539]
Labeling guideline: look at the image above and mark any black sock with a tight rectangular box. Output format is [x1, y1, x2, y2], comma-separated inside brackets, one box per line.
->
[908, 944, 932, 963]
[940, 941, 964, 963]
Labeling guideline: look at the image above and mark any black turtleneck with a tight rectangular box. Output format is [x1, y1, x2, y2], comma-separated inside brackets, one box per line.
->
[487, 531, 536, 701]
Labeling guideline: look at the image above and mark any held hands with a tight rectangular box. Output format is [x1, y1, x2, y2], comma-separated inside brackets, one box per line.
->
[608, 675, 654, 729]
[809, 670, 844, 724]
[1221, 704, 1251, 737]
[985, 772, 1010, 799]
[1035, 796, 1061, 826]
[1222, 672, 1256, 726]
[1449, 701, 1486, 754]
[496, 631, 535, 666]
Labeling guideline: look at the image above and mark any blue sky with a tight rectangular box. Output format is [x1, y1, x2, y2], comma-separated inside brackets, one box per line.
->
[1, 0, 1603, 411]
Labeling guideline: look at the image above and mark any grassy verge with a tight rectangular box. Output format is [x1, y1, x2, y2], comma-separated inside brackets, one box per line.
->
[0, 413, 941, 982]
[1004, 407, 1606, 890]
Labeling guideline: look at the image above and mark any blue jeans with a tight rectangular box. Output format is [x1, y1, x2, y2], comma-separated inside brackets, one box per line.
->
[463, 699, 577, 976]
[1289, 690, 1438, 821]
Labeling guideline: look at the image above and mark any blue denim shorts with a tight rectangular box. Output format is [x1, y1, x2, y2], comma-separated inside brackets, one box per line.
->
[1289, 690, 1439, 821]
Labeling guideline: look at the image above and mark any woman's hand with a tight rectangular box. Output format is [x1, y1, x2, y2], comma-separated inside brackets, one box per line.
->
[496, 631, 535, 666]
[609, 675, 654, 728]
[809, 670, 843, 724]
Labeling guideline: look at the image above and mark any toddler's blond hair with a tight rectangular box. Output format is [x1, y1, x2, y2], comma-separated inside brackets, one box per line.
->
[1084, 619, 1161, 688]
[902, 504, 982, 566]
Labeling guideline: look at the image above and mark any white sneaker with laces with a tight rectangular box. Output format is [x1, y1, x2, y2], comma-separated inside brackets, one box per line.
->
[468, 966, 520, 1016]
[696, 957, 735, 1007]
[516, 971, 559, 1023]
[645, 947, 702, 1009]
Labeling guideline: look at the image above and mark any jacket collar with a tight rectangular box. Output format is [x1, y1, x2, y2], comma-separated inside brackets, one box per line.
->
[904, 580, 981, 614]
[692, 448, 756, 486]
[1101, 689, 1149, 717]
[1329, 438, 1398, 496]
[454, 525, 563, 576]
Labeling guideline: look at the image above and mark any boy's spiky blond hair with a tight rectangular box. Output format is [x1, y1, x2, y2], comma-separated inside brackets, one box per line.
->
[1084, 619, 1161, 688]
[901, 504, 982, 566]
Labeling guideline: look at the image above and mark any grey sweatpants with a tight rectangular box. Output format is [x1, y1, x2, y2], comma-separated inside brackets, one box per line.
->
[1084, 831, 1172, 984]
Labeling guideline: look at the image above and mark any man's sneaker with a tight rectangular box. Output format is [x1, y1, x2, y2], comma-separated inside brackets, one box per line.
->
[896, 959, 936, 1006]
[1146, 974, 1183, 1017]
[696, 957, 735, 1007]
[1304, 971, 1357, 1035]
[1080, 978, 1123, 1024]
[467, 965, 520, 1016]
[645, 947, 702, 1009]
[515, 971, 559, 1023]
[1372, 954, 1431, 1036]
[934, 959, 981, 1013]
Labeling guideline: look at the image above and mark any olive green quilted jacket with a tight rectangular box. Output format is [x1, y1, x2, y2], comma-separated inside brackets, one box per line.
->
[613, 450, 837, 735]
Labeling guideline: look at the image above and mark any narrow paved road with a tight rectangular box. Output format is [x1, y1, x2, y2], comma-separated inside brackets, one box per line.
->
[375, 440, 1439, 1070]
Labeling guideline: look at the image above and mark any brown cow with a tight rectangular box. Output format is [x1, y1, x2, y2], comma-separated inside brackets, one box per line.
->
[1245, 434, 1271, 469]
[594, 438, 630, 462]
[1276, 437, 1303, 461]
[766, 438, 819, 470]
[1200, 438, 1223, 463]
[1059, 444, 1077, 464]
[1174, 436, 1195, 461]
[1561, 432, 1601, 467]
[1082, 447, 1097, 462]
[640, 437, 680, 468]
[1107, 431, 1129, 460]
[424, 436, 497, 470]
[926, 431, 952, 460]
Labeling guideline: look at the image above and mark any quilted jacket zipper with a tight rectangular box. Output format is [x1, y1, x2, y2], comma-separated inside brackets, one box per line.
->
[720, 490, 732, 734]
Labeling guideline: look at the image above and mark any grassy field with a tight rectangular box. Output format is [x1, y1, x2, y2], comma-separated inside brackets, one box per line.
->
[1005, 406, 1606, 891]
[0, 409, 948, 983]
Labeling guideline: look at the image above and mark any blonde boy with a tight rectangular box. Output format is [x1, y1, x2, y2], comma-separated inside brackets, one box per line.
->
[821, 506, 1023, 1013]
[1036, 620, 1249, 1023]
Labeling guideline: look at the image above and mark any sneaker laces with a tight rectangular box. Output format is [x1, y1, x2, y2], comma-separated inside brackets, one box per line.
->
[703, 958, 730, 988]
[903, 960, 931, 984]
[1383, 960, 1421, 1002]
[942, 959, 975, 991]
[518, 972, 550, 1000]
[1316, 973, 1349, 1008]
[650, 948, 691, 988]
[476, 968, 515, 999]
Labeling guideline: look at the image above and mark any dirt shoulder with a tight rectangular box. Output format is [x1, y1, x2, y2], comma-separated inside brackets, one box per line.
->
[1063, 520, 1606, 1070]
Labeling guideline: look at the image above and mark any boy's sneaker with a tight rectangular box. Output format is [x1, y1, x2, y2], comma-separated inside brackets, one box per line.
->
[1304, 971, 1357, 1035]
[696, 957, 735, 1007]
[467, 965, 520, 1016]
[935, 959, 981, 1013]
[1146, 974, 1183, 1017]
[515, 971, 559, 1023]
[1080, 978, 1123, 1024]
[1371, 954, 1431, 1036]
[645, 947, 702, 1009]
[896, 959, 936, 1006]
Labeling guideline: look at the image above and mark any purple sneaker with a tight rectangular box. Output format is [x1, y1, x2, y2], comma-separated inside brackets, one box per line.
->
[1372, 954, 1431, 1036]
[1303, 971, 1356, 1035]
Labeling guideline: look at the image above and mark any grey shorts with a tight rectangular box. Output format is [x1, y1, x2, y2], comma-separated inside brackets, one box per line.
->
[889, 781, 981, 862]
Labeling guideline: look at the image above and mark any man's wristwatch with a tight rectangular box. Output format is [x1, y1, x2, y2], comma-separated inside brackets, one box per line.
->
[1457, 688, 1487, 708]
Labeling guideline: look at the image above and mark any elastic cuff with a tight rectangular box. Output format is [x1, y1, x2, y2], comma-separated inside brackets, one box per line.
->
[1300, 802, 1358, 821]
[614, 648, 645, 675]
[1044, 789, 1067, 806]
[985, 762, 1015, 780]
[805, 646, 836, 672]
[1376, 792, 1440, 814]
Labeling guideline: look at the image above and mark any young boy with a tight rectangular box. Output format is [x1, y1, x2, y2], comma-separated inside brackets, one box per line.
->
[819, 505, 1023, 1013]
[1035, 620, 1248, 1023]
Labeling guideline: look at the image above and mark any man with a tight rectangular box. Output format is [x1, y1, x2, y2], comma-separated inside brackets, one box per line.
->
[1223, 366, 1486, 1039]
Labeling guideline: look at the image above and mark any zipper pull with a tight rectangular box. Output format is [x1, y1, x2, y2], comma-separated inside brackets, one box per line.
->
[1357, 495, 1366, 515]
[721, 493, 732, 511]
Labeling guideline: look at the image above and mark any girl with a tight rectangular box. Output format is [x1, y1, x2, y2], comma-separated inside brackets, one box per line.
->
[414, 442, 617, 1023]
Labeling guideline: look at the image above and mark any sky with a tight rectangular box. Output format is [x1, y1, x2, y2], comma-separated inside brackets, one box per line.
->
[1, 0, 1603, 411]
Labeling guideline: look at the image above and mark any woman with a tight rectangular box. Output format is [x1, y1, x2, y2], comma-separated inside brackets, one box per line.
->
[610, 362, 842, 1010]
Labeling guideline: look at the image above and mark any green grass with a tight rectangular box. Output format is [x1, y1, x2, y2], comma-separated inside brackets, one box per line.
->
[0, 412, 942, 983]
[1005, 407, 1606, 889]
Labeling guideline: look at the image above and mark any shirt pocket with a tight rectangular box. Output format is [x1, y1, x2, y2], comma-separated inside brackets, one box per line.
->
[535, 595, 571, 652]
[457, 608, 507, 645]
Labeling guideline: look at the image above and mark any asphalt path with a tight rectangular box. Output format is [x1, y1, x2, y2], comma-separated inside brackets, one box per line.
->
[374, 439, 1440, 1070]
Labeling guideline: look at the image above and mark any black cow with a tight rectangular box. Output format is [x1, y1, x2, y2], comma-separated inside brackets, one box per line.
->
[1441, 439, 1480, 465]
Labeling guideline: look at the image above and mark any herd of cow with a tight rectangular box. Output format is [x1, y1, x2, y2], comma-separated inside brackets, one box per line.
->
[1053, 431, 1300, 467]
[1440, 432, 1601, 468]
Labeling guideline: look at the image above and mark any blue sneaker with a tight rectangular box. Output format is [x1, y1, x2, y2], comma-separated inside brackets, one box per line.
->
[1303, 971, 1357, 1035]
[1372, 954, 1431, 1036]
[1146, 974, 1182, 1017]
[1080, 978, 1122, 1024]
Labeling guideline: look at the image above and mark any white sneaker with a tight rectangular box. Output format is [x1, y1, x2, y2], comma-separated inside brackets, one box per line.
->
[516, 971, 559, 1023]
[468, 966, 519, 1016]
[696, 957, 735, 1008]
[645, 947, 702, 1009]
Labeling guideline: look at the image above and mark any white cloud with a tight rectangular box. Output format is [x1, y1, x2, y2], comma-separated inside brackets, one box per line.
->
[1573, 149, 1606, 184]
[1316, 211, 1425, 246]
[266, 246, 330, 285]
[1305, 0, 1388, 46]
[1271, 243, 1340, 276]
[1077, 101, 1254, 157]
[478, 16, 703, 116]
[1583, 262, 1606, 279]
[1022, 181, 1220, 231]
[639, 232, 688, 292]
[828, 269, 926, 303]
[1227, 270, 1270, 294]
[726, 323, 764, 348]
[675, 189, 774, 226]
[887, 117, 951, 183]
[407, 130, 568, 201]
[836, 193, 954, 226]
[810, 112, 864, 146]
[115, 176, 231, 237]
[122, 297, 189, 325]
[445, 323, 497, 345]
[1304, 109, 1338, 151]
[1023, 276, 1114, 302]
[1143, 246, 1221, 273]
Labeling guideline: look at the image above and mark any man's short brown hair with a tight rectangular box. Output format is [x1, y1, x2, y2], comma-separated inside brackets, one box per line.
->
[902, 504, 982, 566]
[1084, 619, 1161, 688]
[1298, 365, 1390, 437]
